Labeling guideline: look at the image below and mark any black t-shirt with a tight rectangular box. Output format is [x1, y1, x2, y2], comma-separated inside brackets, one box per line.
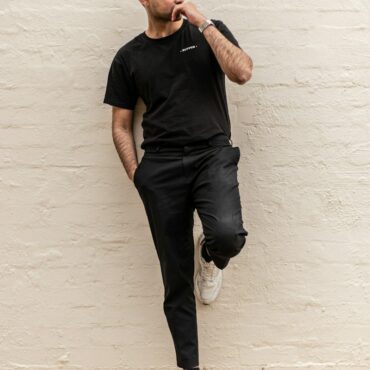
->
[103, 18, 241, 149]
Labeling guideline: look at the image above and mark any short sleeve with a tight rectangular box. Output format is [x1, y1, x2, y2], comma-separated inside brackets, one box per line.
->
[212, 19, 241, 49]
[103, 52, 138, 110]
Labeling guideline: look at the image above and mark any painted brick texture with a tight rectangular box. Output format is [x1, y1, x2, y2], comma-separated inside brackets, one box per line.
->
[1, 1, 369, 369]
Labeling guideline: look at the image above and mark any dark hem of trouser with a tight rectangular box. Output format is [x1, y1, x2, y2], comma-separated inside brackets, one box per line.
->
[212, 232, 248, 269]
[177, 359, 199, 369]
[212, 255, 230, 269]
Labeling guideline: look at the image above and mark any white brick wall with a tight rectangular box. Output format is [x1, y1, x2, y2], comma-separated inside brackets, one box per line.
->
[1, 1, 369, 369]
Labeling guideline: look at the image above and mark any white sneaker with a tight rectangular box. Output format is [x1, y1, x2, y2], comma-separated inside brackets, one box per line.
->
[194, 232, 223, 305]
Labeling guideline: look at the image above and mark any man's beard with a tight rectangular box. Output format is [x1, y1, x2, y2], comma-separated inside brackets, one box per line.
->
[152, 6, 181, 22]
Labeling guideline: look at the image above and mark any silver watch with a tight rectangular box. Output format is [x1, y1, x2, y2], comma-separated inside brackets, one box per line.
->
[198, 19, 215, 33]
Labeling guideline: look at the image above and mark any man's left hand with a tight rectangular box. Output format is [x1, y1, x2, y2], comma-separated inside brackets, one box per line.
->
[171, 0, 207, 28]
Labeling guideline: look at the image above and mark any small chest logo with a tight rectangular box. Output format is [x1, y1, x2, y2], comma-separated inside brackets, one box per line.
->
[180, 44, 198, 53]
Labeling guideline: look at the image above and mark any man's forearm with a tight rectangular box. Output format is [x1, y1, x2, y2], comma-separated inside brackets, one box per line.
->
[202, 24, 253, 84]
[112, 127, 138, 182]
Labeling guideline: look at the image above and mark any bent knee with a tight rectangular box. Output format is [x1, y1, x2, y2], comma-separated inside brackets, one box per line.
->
[209, 224, 247, 258]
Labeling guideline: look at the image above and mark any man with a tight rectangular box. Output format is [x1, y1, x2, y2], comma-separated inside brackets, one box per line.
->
[103, 0, 252, 368]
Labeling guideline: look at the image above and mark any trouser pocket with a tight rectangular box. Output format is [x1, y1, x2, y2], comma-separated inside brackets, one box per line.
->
[133, 157, 145, 188]
[216, 144, 240, 165]
[232, 146, 241, 164]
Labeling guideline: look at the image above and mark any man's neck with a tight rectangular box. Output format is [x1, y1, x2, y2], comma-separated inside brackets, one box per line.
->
[145, 17, 184, 39]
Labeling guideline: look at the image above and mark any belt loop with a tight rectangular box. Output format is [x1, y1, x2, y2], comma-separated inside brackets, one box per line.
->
[229, 138, 233, 146]
[155, 146, 160, 152]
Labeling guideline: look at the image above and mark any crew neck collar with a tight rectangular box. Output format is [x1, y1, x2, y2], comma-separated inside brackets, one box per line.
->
[142, 17, 187, 42]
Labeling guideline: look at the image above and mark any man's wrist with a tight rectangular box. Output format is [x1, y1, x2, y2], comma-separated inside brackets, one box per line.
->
[198, 18, 215, 33]
[130, 167, 137, 182]
[195, 16, 207, 28]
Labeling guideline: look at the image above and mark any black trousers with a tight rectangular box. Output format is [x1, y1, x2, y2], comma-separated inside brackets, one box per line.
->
[133, 134, 249, 368]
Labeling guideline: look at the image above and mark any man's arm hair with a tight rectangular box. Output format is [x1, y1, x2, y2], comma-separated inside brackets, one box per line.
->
[203, 24, 253, 84]
[111, 106, 138, 182]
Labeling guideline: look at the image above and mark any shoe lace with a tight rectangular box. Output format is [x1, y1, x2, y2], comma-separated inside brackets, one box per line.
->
[199, 237, 219, 282]
[201, 259, 218, 282]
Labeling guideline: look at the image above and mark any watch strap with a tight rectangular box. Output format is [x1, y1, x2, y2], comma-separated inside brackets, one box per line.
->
[198, 19, 215, 33]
